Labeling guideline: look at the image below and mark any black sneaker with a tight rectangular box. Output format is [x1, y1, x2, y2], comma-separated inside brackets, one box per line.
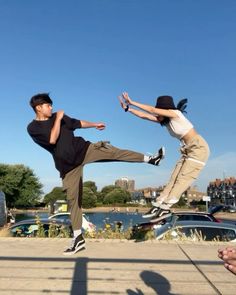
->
[143, 206, 171, 219]
[63, 234, 85, 256]
[148, 147, 165, 166]
[142, 206, 160, 218]
[150, 208, 172, 223]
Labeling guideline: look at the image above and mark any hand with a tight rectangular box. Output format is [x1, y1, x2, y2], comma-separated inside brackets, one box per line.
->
[122, 92, 132, 104]
[218, 247, 236, 260]
[56, 110, 64, 120]
[118, 96, 127, 110]
[95, 123, 106, 130]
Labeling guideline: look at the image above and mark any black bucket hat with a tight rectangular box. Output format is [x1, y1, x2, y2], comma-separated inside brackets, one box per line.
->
[155, 95, 176, 110]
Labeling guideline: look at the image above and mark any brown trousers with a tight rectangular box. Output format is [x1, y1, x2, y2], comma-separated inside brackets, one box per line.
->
[62, 141, 143, 230]
[158, 134, 210, 205]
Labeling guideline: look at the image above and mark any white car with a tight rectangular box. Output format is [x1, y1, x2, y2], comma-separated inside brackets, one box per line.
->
[48, 212, 96, 233]
[155, 215, 236, 242]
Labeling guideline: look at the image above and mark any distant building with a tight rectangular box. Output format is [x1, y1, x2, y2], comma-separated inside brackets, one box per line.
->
[207, 177, 236, 206]
[137, 185, 205, 205]
[115, 177, 135, 192]
[136, 186, 165, 204]
[114, 177, 208, 206]
[183, 186, 206, 205]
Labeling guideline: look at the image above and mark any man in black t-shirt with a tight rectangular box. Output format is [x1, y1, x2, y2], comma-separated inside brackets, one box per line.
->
[27, 93, 165, 255]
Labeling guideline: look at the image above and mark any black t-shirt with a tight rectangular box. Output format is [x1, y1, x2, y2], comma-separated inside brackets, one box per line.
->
[27, 113, 91, 178]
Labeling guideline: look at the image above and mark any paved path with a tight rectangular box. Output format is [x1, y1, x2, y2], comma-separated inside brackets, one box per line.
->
[0, 238, 235, 295]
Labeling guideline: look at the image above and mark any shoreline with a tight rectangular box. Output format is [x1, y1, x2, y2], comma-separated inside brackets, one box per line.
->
[83, 206, 147, 213]
[12, 206, 148, 214]
[11, 207, 236, 220]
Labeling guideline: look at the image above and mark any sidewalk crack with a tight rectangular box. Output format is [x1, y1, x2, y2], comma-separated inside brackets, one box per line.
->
[177, 244, 222, 295]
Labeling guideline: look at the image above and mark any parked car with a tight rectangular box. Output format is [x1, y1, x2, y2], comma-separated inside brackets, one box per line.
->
[223, 205, 236, 213]
[209, 204, 236, 214]
[131, 210, 222, 237]
[0, 191, 7, 227]
[48, 212, 96, 233]
[228, 206, 236, 213]
[155, 215, 236, 242]
[9, 218, 73, 237]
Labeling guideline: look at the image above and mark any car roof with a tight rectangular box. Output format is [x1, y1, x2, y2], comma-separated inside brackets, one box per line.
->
[174, 220, 236, 229]
[10, 218, 71, 228]
[208, 205, 225, 214]
[174, 211, 211, 216]
[50, 212, 70, 215]
[49, 212, 86, 216]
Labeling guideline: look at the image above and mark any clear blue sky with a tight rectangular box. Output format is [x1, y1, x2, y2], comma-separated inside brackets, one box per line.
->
[0, 0, 235, 194]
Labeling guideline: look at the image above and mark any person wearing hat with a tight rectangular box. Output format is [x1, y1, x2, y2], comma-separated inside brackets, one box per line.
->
[119, 92, 210, 221]
[27, 93, 165, 255]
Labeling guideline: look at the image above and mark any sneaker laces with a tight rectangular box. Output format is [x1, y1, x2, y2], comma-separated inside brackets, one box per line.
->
[66, 237, 76, 250]
[150, 147, 164, 160]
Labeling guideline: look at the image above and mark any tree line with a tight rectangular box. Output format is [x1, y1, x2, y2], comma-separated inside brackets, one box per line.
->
[0, 164, 131, 209]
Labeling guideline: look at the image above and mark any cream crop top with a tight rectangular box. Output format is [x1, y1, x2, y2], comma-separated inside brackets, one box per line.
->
[166, 110, 193, 140]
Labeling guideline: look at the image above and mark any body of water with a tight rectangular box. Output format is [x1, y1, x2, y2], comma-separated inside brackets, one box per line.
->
[15, 211, 145, 230]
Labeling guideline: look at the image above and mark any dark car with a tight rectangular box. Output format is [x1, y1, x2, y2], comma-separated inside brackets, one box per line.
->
[48, 212, 96, 232]
[209, 204, 236, 213]
[9, 218, 73, 237]
[155, 215, 236, 242]
[222, 205, 236, 213]
[131, 209, 223, 238]
[0, 191, 7, 227]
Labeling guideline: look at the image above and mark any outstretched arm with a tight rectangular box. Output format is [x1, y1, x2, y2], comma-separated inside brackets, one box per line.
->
[80, 120, 106, 130]
[122, 92, 178, 118]
[118, 96, 159, 122]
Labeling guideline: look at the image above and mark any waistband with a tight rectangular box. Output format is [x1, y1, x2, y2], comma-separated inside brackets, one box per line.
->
[181, 133, 204, 146]
[186, 157, 206, 166]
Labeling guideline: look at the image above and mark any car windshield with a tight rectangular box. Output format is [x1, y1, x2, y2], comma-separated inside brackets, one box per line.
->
[155, 215, 178, 237]
[178, 226, 236, 242]
[10, 223, 51, 237]
[50, 214, 70, 220]
[176, 214, 212, 222]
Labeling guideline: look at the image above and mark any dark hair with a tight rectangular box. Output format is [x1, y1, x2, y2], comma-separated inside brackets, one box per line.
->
[157, 97, 188, 126]
[30, 93, 53, 111]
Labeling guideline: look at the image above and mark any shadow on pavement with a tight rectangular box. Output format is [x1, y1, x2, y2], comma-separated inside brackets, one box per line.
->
[0, 256, 221, 294]
[127, 271, 177, 295]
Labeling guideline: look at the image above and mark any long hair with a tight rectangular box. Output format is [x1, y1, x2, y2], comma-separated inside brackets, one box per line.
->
[160, 98, 188, 126]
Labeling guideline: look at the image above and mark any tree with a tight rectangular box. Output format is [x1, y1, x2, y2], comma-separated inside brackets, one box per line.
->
[99, 185, 116, 203]
[83, 181, 97, 193]
[82, 187, 97, 208]
[44, 187, 66, 212]
[0, 164, 43, 208]
[103, 187, 131, 205]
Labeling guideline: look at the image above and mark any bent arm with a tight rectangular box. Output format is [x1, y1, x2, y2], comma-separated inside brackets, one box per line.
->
[49, 111, 64, 144]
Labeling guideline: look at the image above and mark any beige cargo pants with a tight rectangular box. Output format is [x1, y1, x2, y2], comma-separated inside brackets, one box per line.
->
[157, 134, 210, 206]
[62, 141, 144, 230]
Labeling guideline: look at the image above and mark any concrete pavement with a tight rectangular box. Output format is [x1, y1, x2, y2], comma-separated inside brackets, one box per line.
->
[0, 238, 235, 295]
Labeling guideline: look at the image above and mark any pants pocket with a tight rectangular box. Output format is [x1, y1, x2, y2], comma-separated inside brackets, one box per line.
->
[93, 141, 111, 149]
[181, 161, 203, 180]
